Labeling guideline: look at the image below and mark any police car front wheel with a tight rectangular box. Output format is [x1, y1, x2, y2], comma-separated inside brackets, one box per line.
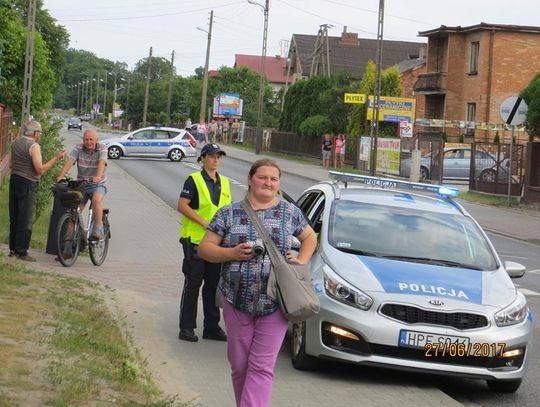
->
[169, 148, 185, 162]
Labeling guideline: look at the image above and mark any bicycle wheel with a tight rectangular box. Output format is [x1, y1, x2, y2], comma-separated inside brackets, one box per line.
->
[89, 214, 110, 266]
[57, 212, 82, 267]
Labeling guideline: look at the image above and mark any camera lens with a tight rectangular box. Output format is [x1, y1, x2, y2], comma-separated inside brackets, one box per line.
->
[253, 245, 265, 256]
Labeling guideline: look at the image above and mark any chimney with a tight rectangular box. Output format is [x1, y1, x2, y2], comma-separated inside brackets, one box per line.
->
[419, 44, 427, 59]
[339, 28, 359, 46]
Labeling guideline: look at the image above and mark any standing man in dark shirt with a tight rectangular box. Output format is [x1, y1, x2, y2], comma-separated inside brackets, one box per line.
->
[321, 133, 333, 169]
[177, 143, 232, 342]
[9, 120, 65, 261]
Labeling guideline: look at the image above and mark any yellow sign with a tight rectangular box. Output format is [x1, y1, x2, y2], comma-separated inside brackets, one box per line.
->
[344, 93, 366, 104]
[367, 96, 416, 123]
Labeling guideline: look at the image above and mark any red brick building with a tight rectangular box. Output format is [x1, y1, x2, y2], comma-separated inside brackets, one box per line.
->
[413, 23, 540, 142]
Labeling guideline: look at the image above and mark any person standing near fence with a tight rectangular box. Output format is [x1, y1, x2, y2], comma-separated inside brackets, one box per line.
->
[9, 120, 65, 261]
[321, 133, 332, 169]
[334, 134, 345, 168]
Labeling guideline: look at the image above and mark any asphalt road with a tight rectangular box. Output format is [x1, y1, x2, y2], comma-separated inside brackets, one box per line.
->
[113, 153, 540, 406]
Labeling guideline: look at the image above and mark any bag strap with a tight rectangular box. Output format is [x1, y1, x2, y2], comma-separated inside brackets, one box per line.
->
[240, 198, 283, 264]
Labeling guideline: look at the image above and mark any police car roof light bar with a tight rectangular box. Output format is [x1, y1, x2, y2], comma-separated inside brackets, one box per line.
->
[328, 171, 460, 199]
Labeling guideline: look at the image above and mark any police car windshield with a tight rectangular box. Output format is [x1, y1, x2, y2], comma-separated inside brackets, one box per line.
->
[329, 200, 498, 271]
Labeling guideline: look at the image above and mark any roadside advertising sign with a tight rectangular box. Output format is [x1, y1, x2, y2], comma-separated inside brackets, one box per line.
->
[367, 96, 416, 123]
[376, 138, 401, 175]
[399, 120, 413, 137]
[359, 136, 371, 161]
[213, 93, 243, 117]
[344, 93, 366, 104]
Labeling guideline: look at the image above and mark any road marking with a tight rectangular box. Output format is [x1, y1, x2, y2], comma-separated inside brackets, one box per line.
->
[527, 269, 540, 274]
[500, 255, 530, 260]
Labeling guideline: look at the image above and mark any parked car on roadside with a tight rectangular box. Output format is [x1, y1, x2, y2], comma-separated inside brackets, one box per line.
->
[291, 172, 530, 393]
[400, 146, 508, 181]
[67, 117, 82, 131]
[100, 126, 196, 162]
[80, 113, 92, 121]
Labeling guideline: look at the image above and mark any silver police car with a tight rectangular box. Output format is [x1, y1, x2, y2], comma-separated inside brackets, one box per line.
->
[292, 172, 531, 393]
[101, 126, 196, 162]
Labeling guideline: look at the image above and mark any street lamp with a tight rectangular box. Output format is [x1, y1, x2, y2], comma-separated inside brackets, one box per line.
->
[197, 10, 213, 125]
[248, 0, 269, 155]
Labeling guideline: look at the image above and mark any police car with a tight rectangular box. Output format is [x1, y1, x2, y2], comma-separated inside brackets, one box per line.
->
[101, 126, 197, 162]
[292, 172, 531, 393]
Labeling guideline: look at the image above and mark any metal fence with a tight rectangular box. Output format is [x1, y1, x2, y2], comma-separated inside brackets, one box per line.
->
[0, 103, 12, 160]
[469, 142, 525, 196]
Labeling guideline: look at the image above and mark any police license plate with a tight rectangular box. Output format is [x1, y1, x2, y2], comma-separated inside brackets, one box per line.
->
[398, 329, 470, 348]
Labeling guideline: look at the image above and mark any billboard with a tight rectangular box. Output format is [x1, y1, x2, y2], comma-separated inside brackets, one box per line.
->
[213, 93, 243, 118]
[367, 96, 416, 123]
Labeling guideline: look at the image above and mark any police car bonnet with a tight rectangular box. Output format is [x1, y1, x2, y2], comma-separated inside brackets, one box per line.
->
[197, 143, 226, 162]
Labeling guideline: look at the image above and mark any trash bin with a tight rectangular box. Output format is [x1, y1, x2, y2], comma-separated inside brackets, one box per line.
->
[46, 186, 66, 255]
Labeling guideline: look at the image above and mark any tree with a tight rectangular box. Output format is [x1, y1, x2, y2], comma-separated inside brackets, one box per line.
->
[520, 71, 540, 139]
[347, 61, 403, 137]
[0, 2, 55, 122]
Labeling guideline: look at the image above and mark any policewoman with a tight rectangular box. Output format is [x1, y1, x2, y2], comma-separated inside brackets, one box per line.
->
[177, 143, 231, 342]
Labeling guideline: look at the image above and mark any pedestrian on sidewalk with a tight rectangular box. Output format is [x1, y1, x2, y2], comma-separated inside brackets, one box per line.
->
[196, 121, 207, 143]
[56, 129, 108, 240]
[334, 134, 345, 168]
[208, 119, 218, 142]
[177, 143, 232, 342]
[8, 120, 66, 261]
[321, 133, 332, 169]
[198, 158, 317, 407]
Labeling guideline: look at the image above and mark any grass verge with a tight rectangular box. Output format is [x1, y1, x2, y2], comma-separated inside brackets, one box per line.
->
[0, 254, 191, 407]
[458, 190, 521, 207]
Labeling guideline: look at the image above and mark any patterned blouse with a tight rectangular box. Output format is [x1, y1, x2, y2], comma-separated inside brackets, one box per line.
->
[208, 199, 309, 316]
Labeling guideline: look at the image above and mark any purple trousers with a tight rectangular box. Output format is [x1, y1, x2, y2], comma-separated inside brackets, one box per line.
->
[222, 297, 288, 407]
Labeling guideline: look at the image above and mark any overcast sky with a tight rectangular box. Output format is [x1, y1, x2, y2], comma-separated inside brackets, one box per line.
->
[43, 0, 540, 76]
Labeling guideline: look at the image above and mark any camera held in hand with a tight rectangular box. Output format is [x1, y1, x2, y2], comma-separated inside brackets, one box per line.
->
[248, 239, 265, 256]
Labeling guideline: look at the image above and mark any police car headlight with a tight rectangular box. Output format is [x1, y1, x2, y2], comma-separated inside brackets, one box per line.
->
[323, 268, 373, 310]
[494, 293, 528, 327]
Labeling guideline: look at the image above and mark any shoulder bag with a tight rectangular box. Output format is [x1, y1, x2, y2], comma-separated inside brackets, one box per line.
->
[241, 199, 319, 323]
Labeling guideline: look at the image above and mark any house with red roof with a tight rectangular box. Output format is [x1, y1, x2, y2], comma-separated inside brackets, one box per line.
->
[234, 54, 293, 92]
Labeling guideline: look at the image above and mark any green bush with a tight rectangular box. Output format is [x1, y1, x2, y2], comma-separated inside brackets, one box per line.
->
[299, 115, 333, 138]
[33, 115, 65, 222]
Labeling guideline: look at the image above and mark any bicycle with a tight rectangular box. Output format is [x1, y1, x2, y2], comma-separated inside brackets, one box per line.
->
[54, 180, 111, 267]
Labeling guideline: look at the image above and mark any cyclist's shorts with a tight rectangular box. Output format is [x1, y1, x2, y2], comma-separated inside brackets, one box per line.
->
[82, 184, 107, 204]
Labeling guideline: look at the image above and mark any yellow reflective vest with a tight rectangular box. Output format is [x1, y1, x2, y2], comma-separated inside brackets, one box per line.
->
[179, 171, 231, 244]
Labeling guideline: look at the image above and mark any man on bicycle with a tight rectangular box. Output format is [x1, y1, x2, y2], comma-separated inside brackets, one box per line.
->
[56, 129, 107, 240]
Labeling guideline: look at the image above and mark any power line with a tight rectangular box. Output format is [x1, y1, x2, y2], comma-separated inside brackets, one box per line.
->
[56, 1, 243, 22]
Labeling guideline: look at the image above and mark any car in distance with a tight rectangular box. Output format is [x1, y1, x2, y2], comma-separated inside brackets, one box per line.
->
[400, 146, 507, 181]
[79, 113, 92, 121]
[67, 117, 82, 131]
[292, 172, 530, 393]
[100, 126, 197, 162]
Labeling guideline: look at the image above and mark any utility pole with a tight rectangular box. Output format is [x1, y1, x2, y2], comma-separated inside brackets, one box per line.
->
[103, 72, 108, 116]
[250, 0, 269, 155]
[76, 82, 81, 115]
[369, 0, 385, 176]
[310, 24, 333, 77]
[125, 73, 131, 129]
[198, 11, 213, 125]
[85, 79, 90, 113]
[142, 46, 152, 127]
[21, 0, 37, 122]
[89, 75, 93, 115]
[96, 72, 100, 115]
[167, 50, 175, 126]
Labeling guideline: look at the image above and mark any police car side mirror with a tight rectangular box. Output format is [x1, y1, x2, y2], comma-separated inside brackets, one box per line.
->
[504, 261, 526, 279]
[291, 237, 301, 251]
[127, 136, 133, 140]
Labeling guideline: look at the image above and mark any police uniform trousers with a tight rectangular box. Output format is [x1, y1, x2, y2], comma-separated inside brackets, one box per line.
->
[179, 253, 221, 331]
